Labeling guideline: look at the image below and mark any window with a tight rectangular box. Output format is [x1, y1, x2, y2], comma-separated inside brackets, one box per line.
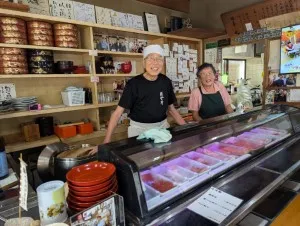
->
[222, 59, 246, 84]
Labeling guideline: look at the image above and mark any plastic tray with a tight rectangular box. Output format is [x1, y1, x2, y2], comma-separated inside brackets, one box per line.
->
[238, 132, 274, 144]
[140, 170, 176, 193]
[181, 151, 222, 168]
[163, 157, 209, 174]
[221, 137, 265, 151]
[151, 166, 187, 184]
[203, 142, 249, 156]
[161, 164, 196, 180]
[144, 183, 160, 201]
[196, 147, 233, 161]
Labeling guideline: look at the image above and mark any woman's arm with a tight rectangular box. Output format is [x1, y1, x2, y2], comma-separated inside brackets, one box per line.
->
[225, 104, 234, 113]
[168, 104, 186, 125]
[191, 110, 201, 122]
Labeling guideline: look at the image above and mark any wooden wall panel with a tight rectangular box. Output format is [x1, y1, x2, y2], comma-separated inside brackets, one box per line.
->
[137, 0, 190, 13]
[221, 0, 300, 36]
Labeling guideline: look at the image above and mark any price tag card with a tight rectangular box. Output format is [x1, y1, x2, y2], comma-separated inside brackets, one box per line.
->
[187, 187, 243, 224]
[89, 49, 98, 56]
[90, 76, 99, 83]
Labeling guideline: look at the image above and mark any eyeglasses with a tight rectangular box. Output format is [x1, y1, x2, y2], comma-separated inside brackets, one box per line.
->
[198, 72, 215, 77]
[145, 56, 164, 63]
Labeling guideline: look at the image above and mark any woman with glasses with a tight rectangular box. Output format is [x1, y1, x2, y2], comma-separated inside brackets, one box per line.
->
[188, 63, 233, 121]
[103, 44, 186, 143]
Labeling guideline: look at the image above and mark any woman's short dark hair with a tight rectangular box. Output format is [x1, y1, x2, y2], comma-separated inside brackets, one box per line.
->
[196, 63, 216, 77]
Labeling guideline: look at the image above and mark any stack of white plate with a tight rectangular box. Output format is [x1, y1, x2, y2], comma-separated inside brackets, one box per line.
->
[12, 96, 37, 111]
[0, 100, 13, 113]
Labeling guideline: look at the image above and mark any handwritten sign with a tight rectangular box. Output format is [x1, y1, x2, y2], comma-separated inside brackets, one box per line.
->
[19, 158, 28, 211]
[187, 187, 243, 224]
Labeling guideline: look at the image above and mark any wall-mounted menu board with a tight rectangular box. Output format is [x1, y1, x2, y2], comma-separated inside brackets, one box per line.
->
[221, 0, 300, 36]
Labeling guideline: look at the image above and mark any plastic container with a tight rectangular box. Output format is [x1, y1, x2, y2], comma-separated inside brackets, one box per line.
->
[221, 137, 265, 151]
[163, 157, 208, 174]
[54, 126, 77, 139]
[181, 151, 222, 167]
[0, 137, 8, 179]
[151, 166, 186, 184]
[238, 132, 274, 144]
[141, 170, 176, 193]
[61, 91, 85, 106]
[196, 147, 233, 161]
[144, 183, 160, 201]
[203, 142, 249, 156]
[76, 123, 93, 135]
[162, 164, 196, 180]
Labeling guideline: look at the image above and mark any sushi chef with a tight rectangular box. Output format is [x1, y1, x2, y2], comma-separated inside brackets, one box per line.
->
[103, 44, 186, 143]
[188, 63, 233, 121]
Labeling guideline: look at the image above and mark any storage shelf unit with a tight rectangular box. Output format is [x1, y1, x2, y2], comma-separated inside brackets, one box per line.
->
[0, 8, 202, 152]
[0, 105, 98, 120]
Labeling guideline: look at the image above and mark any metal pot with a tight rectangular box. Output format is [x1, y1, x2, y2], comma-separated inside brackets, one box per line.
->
[37, 142, 96, 182]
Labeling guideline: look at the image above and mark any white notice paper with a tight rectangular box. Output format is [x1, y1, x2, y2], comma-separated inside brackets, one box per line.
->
[19, 158, 28, 211]
[187, 187, 243, 224]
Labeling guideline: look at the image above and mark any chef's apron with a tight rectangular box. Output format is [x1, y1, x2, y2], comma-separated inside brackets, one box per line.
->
[128, 119, 170, 138]
[198, 87, 226, 119]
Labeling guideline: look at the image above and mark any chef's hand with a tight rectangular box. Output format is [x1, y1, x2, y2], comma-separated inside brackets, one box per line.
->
[103, 138, 110, 144]
[88, 146, 98, 155]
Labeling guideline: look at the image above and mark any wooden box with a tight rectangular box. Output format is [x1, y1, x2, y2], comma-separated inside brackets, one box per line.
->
[21, 122, 40, 142]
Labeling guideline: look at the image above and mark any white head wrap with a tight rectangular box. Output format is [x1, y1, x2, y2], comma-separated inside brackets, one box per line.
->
[143, 45, 164, 59]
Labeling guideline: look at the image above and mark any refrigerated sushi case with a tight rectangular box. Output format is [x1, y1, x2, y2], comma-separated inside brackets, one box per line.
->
[97, 104, 300, 225]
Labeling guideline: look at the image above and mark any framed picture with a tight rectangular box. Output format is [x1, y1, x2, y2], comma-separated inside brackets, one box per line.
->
[144, 12, 160, 33]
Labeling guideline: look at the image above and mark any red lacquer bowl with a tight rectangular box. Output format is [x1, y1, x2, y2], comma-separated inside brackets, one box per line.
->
[69, 177, 117, 197]
[68, 182, 118, 203]
[66, 161, 116, 186]
[67, 174, 116, 192]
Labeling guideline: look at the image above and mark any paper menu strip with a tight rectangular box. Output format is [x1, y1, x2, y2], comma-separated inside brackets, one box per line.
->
[187, 187, 243, 224]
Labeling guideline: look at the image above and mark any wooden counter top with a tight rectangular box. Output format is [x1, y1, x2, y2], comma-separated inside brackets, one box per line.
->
[271, 194, 300, 226]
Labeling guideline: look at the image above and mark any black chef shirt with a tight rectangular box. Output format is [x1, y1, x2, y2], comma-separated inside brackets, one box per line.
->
[118, 74, 177, 123]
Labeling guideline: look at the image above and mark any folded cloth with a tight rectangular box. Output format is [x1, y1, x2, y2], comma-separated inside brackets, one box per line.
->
[137, 128, 172, 143]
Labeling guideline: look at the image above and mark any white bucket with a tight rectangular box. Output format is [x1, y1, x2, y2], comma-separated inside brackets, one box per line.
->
[37, 180, 67, 226]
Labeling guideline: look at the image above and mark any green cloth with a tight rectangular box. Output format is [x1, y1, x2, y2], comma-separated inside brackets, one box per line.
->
[137, 128, 172, 143]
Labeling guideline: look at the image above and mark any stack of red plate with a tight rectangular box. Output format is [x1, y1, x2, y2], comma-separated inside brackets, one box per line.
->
[66, 161, 117, 212]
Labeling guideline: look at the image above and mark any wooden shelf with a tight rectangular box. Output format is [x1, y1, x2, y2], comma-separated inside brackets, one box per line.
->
[0, 43, 89, 53]
[98, 102, 118, 108]
[0, 105, 98, 120]
[61, 131, 102, 144]
[0, 74, 91, 78]
[97, 50, 143, 57]
[176, 93, 191, 99]
[96, 74, 135, 77]
[6, 135, 60, 153]
[0, 9, 201, 42]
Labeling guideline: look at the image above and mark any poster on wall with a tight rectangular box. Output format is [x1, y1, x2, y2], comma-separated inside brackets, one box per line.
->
[280, 25, 300, 74]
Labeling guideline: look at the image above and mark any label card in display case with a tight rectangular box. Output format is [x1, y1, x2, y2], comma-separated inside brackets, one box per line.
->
[187, 187, 243, 224]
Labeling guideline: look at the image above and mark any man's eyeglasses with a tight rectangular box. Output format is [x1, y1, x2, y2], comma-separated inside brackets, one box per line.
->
[146, 56, 164, 63]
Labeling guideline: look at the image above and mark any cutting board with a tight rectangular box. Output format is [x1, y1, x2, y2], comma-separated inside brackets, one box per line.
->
[271, 194, 300, 226]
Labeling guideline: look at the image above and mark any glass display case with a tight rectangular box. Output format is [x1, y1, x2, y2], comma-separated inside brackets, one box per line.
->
[98, 105, 300, 225]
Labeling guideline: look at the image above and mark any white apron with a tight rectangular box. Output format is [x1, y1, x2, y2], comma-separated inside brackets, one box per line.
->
[128, 119, 170, 138]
